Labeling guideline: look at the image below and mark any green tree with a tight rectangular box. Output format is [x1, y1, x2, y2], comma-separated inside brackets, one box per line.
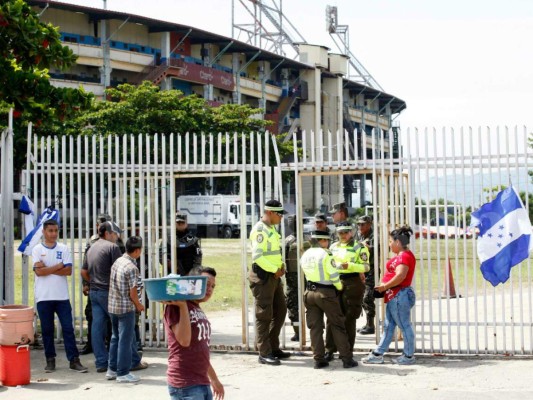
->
[0, 0, 93, 170]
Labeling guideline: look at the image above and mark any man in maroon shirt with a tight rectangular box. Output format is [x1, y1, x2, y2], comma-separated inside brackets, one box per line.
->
[163, 267, 224, 400]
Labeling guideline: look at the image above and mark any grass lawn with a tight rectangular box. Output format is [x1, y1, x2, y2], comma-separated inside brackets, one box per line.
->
[12, 236, 532, 315]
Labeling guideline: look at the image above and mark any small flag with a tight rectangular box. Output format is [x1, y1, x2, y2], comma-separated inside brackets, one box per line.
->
[471, 187, 533, 286]
[18, 207, 60, 256]
[18, 195, 36, 236]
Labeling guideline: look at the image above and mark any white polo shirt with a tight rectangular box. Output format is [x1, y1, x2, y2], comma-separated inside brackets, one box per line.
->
[31, 242, 72, 303]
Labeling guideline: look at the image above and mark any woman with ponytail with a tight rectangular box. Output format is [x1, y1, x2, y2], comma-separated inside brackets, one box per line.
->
[362, 226, 417, 365]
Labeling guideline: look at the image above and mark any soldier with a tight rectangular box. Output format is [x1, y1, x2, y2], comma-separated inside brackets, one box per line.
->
[300, 230, 358, 369]
[249, 199, 290, 365]
[356, 215, 378, 335]
[284, 215, 310, 341]
[328, 202, 351, 242]
[329, 202, 349, 224]
[324, 222, 370, 361]
[168, 213, 202, 276]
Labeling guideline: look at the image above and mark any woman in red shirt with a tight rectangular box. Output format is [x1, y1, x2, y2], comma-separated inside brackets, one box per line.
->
[362, 226, 417, 365]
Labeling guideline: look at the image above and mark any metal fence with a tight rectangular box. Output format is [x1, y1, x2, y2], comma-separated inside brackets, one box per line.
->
[2, 116, 533, 354]
[287, 126, 533, 354]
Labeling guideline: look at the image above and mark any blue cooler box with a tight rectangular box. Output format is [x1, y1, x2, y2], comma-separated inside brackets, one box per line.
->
[143, 275, 208, 301]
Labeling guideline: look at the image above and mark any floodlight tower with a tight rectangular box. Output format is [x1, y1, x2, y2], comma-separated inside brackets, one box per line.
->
[326, 5, 383, 90]
[232, 0, 307, 58]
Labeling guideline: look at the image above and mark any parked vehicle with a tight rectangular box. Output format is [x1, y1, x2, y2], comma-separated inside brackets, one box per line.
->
[177, 195, 258, 238]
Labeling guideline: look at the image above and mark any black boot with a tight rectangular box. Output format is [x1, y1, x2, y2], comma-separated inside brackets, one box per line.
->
[80, 344, 93, 355]
[290, 326, 299, 341]
[359, 316, 375, 335]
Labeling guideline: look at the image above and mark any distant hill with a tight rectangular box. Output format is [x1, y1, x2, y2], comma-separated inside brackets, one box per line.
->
[417, 170, 532, 206]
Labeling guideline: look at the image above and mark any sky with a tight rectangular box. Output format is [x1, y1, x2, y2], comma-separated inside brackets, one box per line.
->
[60, 0, 533, 129]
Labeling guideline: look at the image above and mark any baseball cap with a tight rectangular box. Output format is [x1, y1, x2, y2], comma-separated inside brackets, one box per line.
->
[314, 213, 327, 222]
[96, 213, 112, 224]
[357, 215, 373, 224]
[329, 202, 346, 213]
[98, 221, 122, 235]
[176, 212, 187, 222]
[265, 199, 287, 214]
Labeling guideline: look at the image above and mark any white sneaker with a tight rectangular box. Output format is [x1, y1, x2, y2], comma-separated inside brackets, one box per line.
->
[105, 369, 117, 380]
[362, 352, 384, 364]
[116, 373, 140, 383]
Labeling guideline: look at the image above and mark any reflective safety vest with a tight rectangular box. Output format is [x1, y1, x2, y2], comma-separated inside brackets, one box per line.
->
[330, 240, 370, 274]
[300, 247, 342, 290]
[250, 220, 283, 273]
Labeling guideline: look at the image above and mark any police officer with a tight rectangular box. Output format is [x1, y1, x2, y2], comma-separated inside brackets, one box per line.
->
[284, 215, 310, 342]
[301, 230, 358, 369]
[356, 215, 378, 335]
[324, 222, 370, 360]
[249, 199, 290, 365]
[173, 213, 202, 276]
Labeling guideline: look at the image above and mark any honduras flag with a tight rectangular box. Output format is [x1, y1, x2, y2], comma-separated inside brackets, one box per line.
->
[17, 207, 60, 256]
[471, 187, 533, 286]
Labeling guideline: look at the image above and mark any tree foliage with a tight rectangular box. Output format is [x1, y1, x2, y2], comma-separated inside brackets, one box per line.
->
[0, 0, 93, 168]
[55, 81, 272, 136]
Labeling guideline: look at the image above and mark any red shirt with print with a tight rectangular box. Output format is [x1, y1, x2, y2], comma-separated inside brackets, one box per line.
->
[382, 250, 416, 303]
[164, 301, 211, 388]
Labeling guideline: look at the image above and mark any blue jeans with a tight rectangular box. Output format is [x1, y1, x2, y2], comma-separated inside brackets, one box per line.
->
[168, 384, 213, 400]
[36, 300, 79, 361]
[90, 289, 110, 369]
[375, 287, 416, 357]
[109, 311, 138, 376]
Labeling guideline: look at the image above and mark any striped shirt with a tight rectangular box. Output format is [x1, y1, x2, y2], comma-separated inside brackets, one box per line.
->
[108, 254, 139, 314]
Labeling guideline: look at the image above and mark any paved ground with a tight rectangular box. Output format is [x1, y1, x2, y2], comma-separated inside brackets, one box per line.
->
[2, 348, 533, 400]
[3, 307, 533, 399]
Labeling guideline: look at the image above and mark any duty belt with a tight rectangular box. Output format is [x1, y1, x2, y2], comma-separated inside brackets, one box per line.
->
[307, 281, 335, 291]
[339, 272, 359, 280]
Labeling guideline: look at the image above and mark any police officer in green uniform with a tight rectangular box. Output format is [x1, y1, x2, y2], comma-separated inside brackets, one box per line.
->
[355, 215, 378, 335]
[284, 215, 310, 342]
[301, 230, 358, 369]
[249, 200, 290, 366]
[324, 222, 370, 360]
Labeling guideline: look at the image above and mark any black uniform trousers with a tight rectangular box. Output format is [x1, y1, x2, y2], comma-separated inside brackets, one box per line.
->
[325, 275, 365, 352]
[249, 273, 287, 357]
[304, 286, 352, 361]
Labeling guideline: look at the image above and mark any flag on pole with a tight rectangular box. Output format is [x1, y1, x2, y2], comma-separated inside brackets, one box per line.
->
[471, 187, 533, 286]
[18, 195, 36, 236]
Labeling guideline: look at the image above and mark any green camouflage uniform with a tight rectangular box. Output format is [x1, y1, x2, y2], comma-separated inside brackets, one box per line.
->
[355, 229, 377, 319]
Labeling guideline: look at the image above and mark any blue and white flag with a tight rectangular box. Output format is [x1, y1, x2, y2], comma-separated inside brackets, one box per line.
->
[17, 207, 60, 256]
[18, 195, 36, 236]
[471, 187, 533, 286]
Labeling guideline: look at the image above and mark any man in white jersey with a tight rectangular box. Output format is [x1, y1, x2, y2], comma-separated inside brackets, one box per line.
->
[32, 219, 88, 373]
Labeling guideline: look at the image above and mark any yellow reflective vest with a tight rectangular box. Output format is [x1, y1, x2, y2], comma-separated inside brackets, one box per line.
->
[250, 220, 283, 273]
[300, 247, 342, 290]
[330, 240, 370, 274]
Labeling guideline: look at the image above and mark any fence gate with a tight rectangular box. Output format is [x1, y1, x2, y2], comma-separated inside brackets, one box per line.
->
[286, 126, 533, 355]
[17, 128, 282, 349]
